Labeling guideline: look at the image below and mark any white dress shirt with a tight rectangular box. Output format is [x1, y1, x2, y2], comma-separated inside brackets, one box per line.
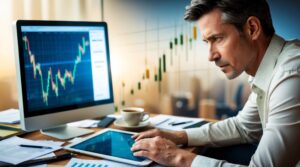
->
[185, 34, 300, 167]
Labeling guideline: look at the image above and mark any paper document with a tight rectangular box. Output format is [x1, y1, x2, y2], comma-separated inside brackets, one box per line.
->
[65, 158, 136, 167]
[0, 109, 20, 124]
[35, 140, 64, 146]
[0, 136, 61, 165]
[150, 114, 205, 131]
[67, 119, 100, 128]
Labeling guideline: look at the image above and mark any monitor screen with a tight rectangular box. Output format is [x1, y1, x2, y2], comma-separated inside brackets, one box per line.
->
[13, 21, 114, 135]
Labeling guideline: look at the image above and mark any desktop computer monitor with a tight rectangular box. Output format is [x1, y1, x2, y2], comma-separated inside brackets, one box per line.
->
[13, 20, 114, 139]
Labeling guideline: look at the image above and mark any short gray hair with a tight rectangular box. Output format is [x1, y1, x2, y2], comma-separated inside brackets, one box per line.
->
[184, 0, 275, 37]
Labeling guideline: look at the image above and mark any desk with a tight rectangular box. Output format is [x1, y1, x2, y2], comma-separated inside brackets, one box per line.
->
[19, 115, 213, 166]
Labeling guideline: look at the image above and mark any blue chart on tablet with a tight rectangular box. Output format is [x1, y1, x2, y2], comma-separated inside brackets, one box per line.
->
[64, 129, 152, 166]
[70, 131, 146, 162]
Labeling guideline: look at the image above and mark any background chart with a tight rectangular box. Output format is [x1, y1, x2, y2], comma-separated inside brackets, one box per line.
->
[22, 31, 94, 112]
[104, 0, 300, 115]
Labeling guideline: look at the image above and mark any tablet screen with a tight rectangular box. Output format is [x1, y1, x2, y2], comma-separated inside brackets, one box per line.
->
[70, 130, 146, 162]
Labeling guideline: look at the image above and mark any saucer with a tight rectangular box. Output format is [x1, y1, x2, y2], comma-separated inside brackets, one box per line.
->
[113, 118, 150, 129]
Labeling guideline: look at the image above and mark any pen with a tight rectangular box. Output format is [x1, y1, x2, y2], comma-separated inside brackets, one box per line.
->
[155, 118, 170, 126]
[19, 144, 52, 149]
[15, 152, 75, 167]
[171, 121, 193, 126]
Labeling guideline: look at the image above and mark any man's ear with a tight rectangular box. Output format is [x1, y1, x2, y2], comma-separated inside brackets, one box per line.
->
[244, 16, 261, 40]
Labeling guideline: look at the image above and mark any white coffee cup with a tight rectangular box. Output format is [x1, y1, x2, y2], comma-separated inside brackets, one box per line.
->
[121, 107, 150, 126]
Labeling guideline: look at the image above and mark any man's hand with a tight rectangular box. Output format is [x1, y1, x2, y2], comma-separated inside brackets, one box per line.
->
[132, 128, 188, 145]
[131, 136, 196, 167]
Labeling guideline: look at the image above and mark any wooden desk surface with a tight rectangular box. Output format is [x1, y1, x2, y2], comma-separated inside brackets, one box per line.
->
[20, 115, 212, 166]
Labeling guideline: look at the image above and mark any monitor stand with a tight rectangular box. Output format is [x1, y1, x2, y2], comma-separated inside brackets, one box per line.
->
[40, 125, 94, 140]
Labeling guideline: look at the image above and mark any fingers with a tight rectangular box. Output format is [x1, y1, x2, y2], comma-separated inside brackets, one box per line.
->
[133, 150, 150, 157]
[134, 132, 150, 141]
[132, 133, 140, 139]
[132, 137, 185, 167]
[131, 138, 159, 160]
[131, 139, 150, 152]
[132, 129, 161, 141]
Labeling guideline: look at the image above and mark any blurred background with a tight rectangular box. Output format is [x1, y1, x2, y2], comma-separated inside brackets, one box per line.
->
[1, 0, 299, 120]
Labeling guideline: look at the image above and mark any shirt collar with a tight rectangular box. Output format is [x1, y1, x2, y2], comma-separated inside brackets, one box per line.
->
[251, 34, 285, 92]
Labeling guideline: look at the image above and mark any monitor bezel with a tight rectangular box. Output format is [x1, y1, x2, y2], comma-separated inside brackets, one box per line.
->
[14, 20, 114, 118]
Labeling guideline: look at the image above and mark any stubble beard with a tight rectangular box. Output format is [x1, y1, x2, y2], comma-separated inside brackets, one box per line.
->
[225, 69, 241, 80]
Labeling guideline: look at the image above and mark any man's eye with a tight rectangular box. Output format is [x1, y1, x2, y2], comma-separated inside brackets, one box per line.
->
[215, 37, 223, 42]
[209, 38, 215, 42]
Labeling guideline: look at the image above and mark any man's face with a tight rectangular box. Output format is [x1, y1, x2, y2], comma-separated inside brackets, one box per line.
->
[198, 9, 254, 79]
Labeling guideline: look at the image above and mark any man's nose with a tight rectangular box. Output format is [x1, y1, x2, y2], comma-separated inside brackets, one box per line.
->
[208, 45, 219, 62]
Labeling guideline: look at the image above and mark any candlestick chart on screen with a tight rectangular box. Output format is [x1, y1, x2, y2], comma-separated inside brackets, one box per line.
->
[115, 23, 200, 111]
[22, 32, 94, 112]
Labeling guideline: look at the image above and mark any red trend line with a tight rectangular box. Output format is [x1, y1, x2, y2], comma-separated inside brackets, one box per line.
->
[23, 35, 89, 106]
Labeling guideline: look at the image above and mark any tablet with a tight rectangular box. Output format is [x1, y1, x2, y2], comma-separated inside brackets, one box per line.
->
[64, 128, 152, 166]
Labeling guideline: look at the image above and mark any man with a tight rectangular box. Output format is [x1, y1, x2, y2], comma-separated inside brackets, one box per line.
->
[131, 0, 300, 166]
